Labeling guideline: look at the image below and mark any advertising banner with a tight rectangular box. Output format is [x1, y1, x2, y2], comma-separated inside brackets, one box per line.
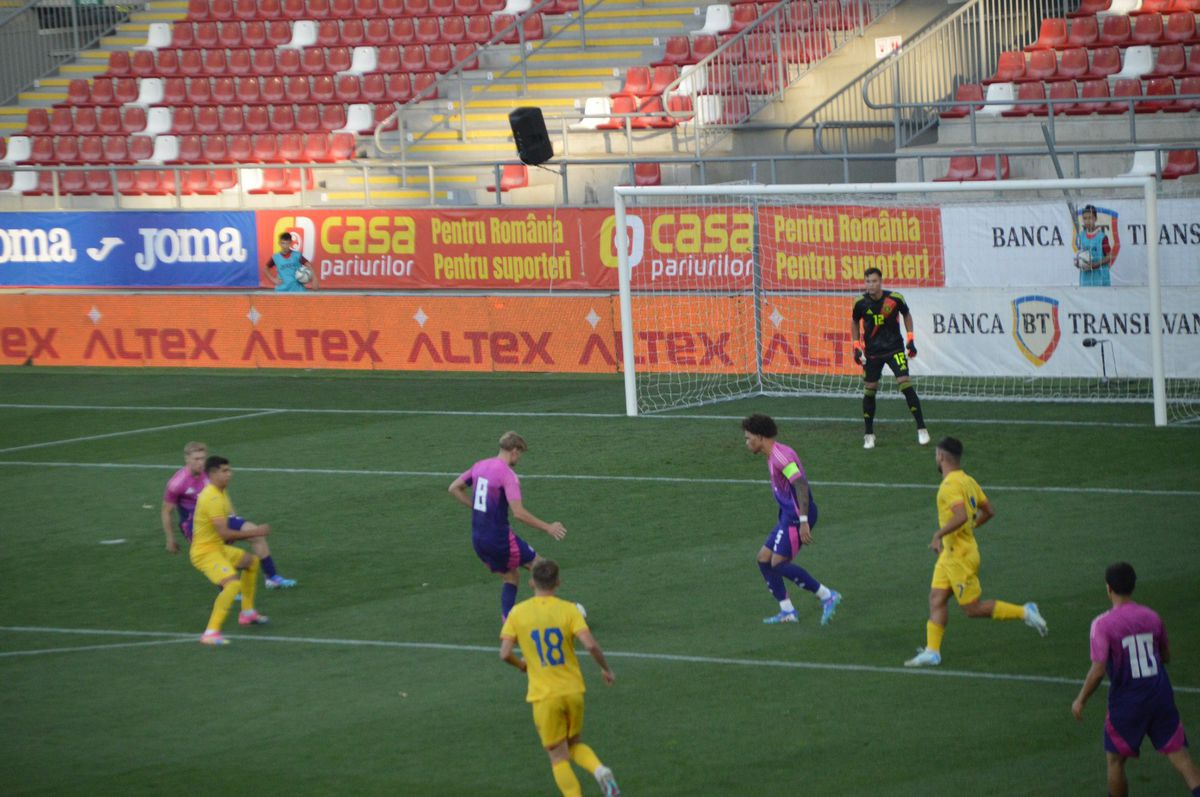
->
[0, 212, 258, 287]
[2, 289, 1193, 376]
[908, 287, 1200, 378]
[256, 208, 614, 291]
[942, 197, 1200, 288]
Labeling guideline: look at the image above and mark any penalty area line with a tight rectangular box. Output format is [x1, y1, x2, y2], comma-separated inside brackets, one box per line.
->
[0, 460, 1197, 498]
[2, 625, 1197, 694]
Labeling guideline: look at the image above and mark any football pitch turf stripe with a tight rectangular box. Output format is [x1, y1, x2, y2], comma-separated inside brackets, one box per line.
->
[1, 460, 1198, 497]
[3, 625, 1198, 695]
[0, 637, 196, 658]
[0, 403, 1171, 429]
[0, 410, 283, 454]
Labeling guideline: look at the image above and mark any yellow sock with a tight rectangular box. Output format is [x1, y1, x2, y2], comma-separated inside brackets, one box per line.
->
[569, 743, 602, 775]
[551, 760, 582, 797]
[926, 620, 945, 653]
[206, 581, 240, 632]
[240, 557, 260, 613]
[992, 601, 1025, 621]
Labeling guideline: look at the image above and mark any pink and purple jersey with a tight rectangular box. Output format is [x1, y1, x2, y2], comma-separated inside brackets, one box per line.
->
[1090, 602, 1174, 704]
[767, 442, 811, 521]
[164, 468, 208, 540]
[460, 457, 523, 543]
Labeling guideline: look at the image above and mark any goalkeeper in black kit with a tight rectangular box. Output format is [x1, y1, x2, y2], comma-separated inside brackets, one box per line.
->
[850, 267, 929, 450]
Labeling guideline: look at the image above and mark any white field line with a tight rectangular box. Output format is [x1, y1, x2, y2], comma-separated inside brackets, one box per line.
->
[2, 625, 1197, 695]
[0, 403, 1169, 429]
[0, 460, 1197, 498]
[0, 637, 196, 658]
[0, 410, 283, 454]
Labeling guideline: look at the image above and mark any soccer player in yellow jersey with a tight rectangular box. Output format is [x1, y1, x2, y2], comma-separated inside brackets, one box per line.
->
[904, 437, 1048, 667]
[500, 559, 622, 797]
[191, 456, 271, 646]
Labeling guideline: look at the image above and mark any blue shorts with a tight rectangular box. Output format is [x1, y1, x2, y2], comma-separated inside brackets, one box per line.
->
[763, 501, 819, 559]
[227, 515, 246, 531]
[1105, 692, 1188, 758]
[473, 531, 536, 574]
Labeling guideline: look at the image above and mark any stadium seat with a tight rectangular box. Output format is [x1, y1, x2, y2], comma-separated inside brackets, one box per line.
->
[453, 42, 478, 69]
[322, 104, 348, 131]
[331, 0, 353, 15]
[357, 0, 380, 14]
[1001, 80, 1047, 115]
[23, 108, 49, 135]
[1085, 46, 1122, 78]
[464, 15, 491, 43]
[940, 83, 983, 118]
[485, 163, 528, 192]
[632, 162, 662, 186]
[401, 44, 427, 71]
[342, 19, 365, 46]
[278, 131, 304, 162]
[1130, 0, 1172, 13]
[335, 74, 361, 102]
[203, 134, 231, 163]
[298, 48, 324, 74]
[366, 18, 390, 45]
[297, 104, 322, 130]
[1150, 43, 1186, 76]
[1110, 77, 1143, 112]
[96, 106, 123, 134]
[243, 21, 267, 48]
[391, 17, 417, 45]
[123, 107, 148, 133]
[385, 72, 412, 101]
[728, 2, 759, 32]
[1069, 79, 1108, 113]
[1131, 14, 1165, 46]
[1135, 75, 1175, 110]
[1018, 49, 1058, 81]
[262, 76, 285, 103]
[1054, 47, 1090, 81]
[196, 22, 220, 47]
[617, 67, 651, 97]
[1025, 18, 1067, 51]
[129, 135, 155, 162]
[156, 50, 181, 76]
[1164, 12, 1199, 44]
[984, 50, 1025, 83]
[220, 105, 247, 132]
[598, 94, 639, 129]
[415, 17, 440, 44]
[253, 132, 282, 161]
[106, 51, 132, 77]
[374, 45, 400, 73]
[193, 106, 219, 133]
[933, 156, 978, 181]
[430, 0, 453, 14]
[1066, 15, 1099, 48]
[412, 71, 438, 98]
[1116, 45, 1154, 77]
[49, 108, 74, 134]
[72, 108, 96, 135]
[132, 50, 157, 77]
[427, 43, 452, 71]
[1068, 0, 1110, 17]
[312, 75, 336, 102]
[326, 46, 352, 73]
[1097, 15, 1132, 47]
[285, 20, 318, 49]
[1046, 79, 1080, 113]
[655, 35, 693, 66]
[1166, 73, 1200, 109]
[978, 81, 1016, 114]
[454, 0, 480, 12]
[971, 153, 1009, 180]
[235, 0, 259, 20]
[1162, 148, 1199, 178]
[318, 20, 340, 46]
[237, 76, 261, 104]
[571, 96, 610, 130]
[268, 104, 295, 131]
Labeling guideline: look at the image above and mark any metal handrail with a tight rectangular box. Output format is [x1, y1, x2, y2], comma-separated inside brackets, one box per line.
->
[783, 0, 1072, 153]
[372, 0, 597, 157]
[0, 0, 149, 106]
[2, 139, 1189, 211]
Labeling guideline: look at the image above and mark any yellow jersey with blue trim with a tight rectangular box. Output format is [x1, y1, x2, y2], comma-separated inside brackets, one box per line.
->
[501, 596, 589, 703]
[191, 483, 233, 556]
[936, 469, 987, 557]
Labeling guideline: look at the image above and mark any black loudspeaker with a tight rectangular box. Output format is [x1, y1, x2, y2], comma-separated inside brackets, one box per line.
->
[509, 106, 553, 166]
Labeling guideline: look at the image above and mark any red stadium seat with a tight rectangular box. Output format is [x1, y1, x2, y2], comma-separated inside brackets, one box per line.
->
[287, 76, 311, 103]
[212, 76, 235, 104]
[128, 134, 154, 161]
[934, 156, 978, 181]
[404, 0, 429, 14]
[356, 0, 379, 14]
[1167, 75, 1200, 110]
[1164, 12, 1198, 44]
[321, 104, 347, 130]
[380, 0, 402, 13]
[1054, 47, 1090, 81]
[1110, 77, 1143, 113]
[203, 134, 231, 163]
[940, 82, 984, 118]
[371, 102, 397, 131]
[1071, 78, 1112, 114]
[1025, 18, 1067, 51]
[243, 21, 266, 48]
[486, 163, 528, 192]
[1086, 46, 1122, 79]
[266, 20, 291, 46]
[220, 105, 247, 132]
[1131, 14, 1166, 46]
[279, 131, 305, 161]
[326, 46, 351, 73]
[335, 74, 362, 103]
[218, 21, 243, 48]
[269, 104, 296, 131]
[311, 74, 336, 102]
[971, 153, 1009, 180]
[598, 95, 640, 129]
[283, 0, 304, 14]
[122, 106, 147, 133]
[103, 135, 130, 163]
[331, 0, 353, 16]
[650, 65, 680, 94]
[633, 162, 661, 186]
[691, 34, 718, 61]
[1001, 80, 1047, 115]
[1150, 43, 1186, 76]
[23, 108, 49, 135]
[262, 76, 285, 103]
[179, 49, 203, 76]
[1136, 76, 1175, 111]
[1131, 0, 1172, 14]
[401, 44, 426, 71]
[301, 48, 326, 74]
[236, 76, 261, 104]
[50, 108, 74, 134]
[97, 106, 123, 134]
[654, 35, 692, 66]
[1047, 79, 1080, 114]
[172, 107, 196, 133]
[391, 17, 416, 45]
[442, 15, 467, 43]
[1097, 15, 1131, 47]
[415, 17, 440, 44]
[617, 67, 651, 96]
[376, 45, 400, 73]
[318, 20, 341, 46]
[412, 70, 438, 98]
[307, 0, 330, 15]
[252, 48, 276, 75]
[987, 50, 1026, 83]
[430, 0, 453, 14]
[157, 49, 181, 76]
[226, 134, 253, 163]
[227, 48, 251, 75]
[1070, 15, 1099, 48]
[728, 2, 759, 32]
[234, 0, 258, 20]
[203, 49, 227, 74]
[245, 104, 271, 132]
[1068, 0, 1110, 16]
[454, 42, 479, 69]
[1019, 49, 1058, 81]
[194, 106, 220, 133]
[297, 104, 322, 131]
[210, 0, 234, 18]
[385, 73, 412, 101]
[341, 19, 365, 46]
[426, 43, 451, 71]
[1162, 148, 1199, 178]
[454, 0, 480, 13]
[366, 18, 390, 45]
[253, 132, 282, 161]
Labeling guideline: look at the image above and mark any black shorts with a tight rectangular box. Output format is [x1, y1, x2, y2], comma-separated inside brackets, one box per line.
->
[864, 350, 911, 382]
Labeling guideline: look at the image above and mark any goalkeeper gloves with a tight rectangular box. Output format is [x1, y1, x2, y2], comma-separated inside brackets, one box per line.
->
[853, 340, 864, 366]
[906, 332, 917, 358]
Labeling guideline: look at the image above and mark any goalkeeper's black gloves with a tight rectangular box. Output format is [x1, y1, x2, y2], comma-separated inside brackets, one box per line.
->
[906, 334, 917, 359]
[853, 341, 864, 366]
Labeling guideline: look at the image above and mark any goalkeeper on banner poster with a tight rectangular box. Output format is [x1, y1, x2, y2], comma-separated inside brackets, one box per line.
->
[851, 267, 930, 450]
[1074, 204, 1115, 287]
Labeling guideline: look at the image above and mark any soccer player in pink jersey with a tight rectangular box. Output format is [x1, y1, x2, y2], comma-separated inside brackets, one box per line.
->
[1072, 562, 1200, 797]
[742, 414, 842, 625]
[449, 431, 566, 621]
[162, 441, 297, 589]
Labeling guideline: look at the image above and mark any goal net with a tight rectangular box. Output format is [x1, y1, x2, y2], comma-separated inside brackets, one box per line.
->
[613, 178, 1200, 425]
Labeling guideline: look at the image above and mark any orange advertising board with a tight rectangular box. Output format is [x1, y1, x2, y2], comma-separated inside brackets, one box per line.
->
[0, 294, 861, 374]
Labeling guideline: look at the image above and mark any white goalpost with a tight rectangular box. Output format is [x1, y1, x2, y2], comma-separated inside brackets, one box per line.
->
[614, 177, 1200, 426]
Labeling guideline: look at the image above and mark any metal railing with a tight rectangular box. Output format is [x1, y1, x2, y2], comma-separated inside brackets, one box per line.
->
[373, 0, 596, 158]
[785, 0, 1072, 154]
[1, 139, 1191, 211]
[0, 0, 149, 106]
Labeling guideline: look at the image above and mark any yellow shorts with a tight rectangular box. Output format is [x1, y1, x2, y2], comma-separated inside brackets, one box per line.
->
[531, 693, 585, 749]
[931, 548, 982, 604]
[191, 545, 249, 585]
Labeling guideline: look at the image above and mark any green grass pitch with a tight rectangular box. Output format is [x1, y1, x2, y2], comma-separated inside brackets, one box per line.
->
[1, 369, 1198, 796]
